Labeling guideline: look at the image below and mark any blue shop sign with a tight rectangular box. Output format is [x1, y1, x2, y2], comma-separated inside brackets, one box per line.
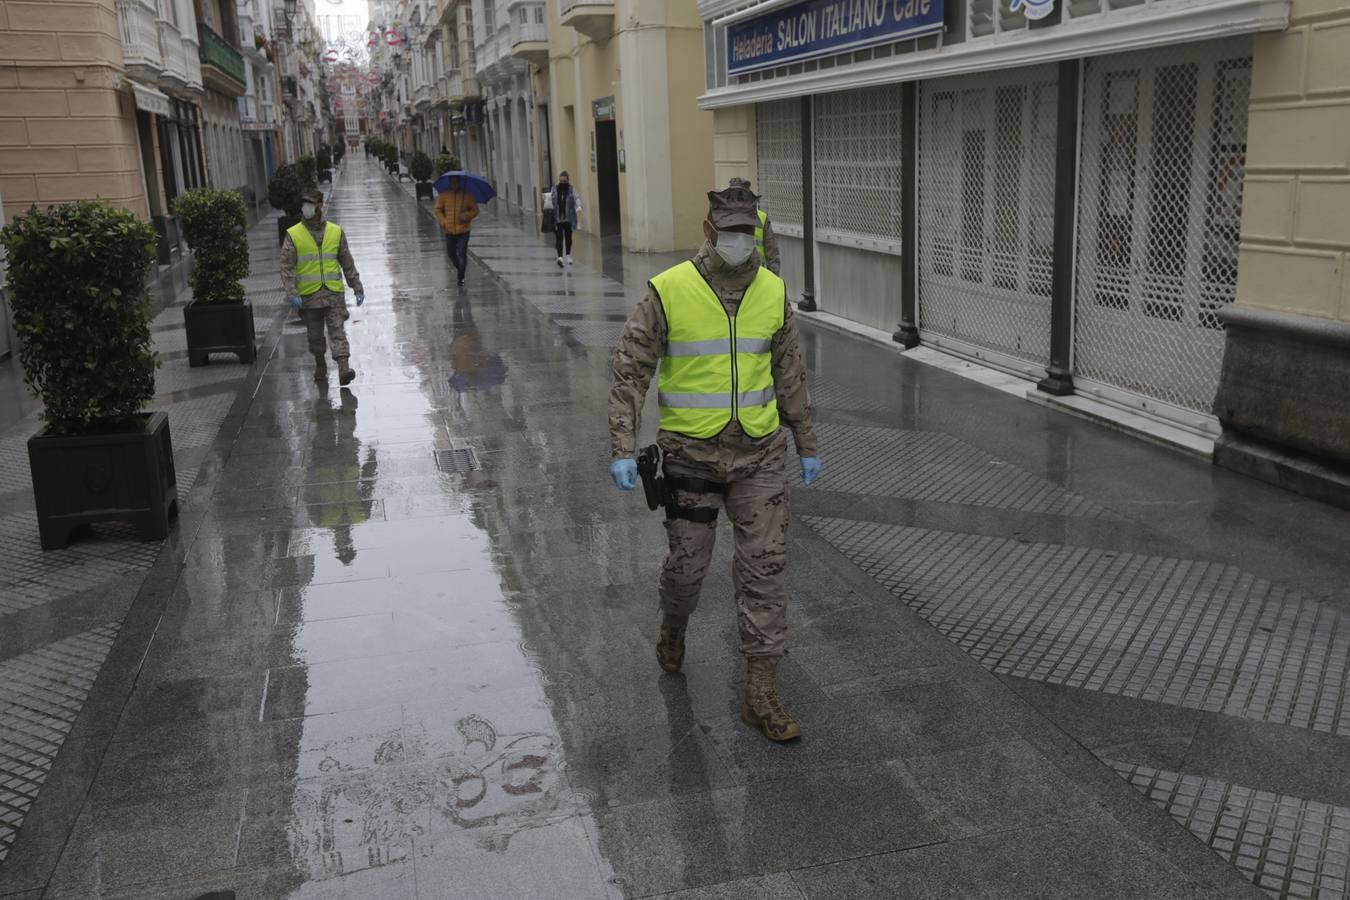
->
[726, 0, 944, 76]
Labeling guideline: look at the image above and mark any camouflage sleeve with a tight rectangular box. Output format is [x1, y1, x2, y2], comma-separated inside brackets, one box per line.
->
[772, 298, 818, 457]
[337, 230, 363, 294]
[608, 288, 667, 461]
[763, 215, 782, 276]
[279, 235, 297, 297]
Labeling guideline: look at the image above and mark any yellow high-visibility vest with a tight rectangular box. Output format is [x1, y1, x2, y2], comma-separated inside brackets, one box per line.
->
[755, 209, 767, 261]
[652, 260, 785, 439]
[288, 221, 345, 296]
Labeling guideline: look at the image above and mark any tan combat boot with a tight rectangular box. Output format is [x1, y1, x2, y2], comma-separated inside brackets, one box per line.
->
[656, 614, 688, 673]
[742, 658, 802, 741]
[336, 357, 356, 386]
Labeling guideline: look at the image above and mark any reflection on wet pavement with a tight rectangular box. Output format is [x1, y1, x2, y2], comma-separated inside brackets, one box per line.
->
[4, 156, 1347, 900]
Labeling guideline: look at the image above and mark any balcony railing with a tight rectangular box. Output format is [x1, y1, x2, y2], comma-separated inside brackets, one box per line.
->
[198, 23, 246, 91]
[117, 0, 162, 80]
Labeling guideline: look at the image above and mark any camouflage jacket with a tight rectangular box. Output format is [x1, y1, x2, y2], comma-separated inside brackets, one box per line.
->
[608, 241, 818, 461]
[279, 214, 364, 310]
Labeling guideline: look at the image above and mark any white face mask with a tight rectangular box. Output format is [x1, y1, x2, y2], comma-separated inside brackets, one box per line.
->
[715, 231, 756, 267]
[301, 203, 317, 220]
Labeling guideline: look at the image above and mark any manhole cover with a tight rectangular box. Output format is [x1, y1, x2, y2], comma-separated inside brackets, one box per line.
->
[434, 448, 480, 474]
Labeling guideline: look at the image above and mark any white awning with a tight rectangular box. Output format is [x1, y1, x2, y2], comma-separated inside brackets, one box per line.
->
[130, 81, 173, 118]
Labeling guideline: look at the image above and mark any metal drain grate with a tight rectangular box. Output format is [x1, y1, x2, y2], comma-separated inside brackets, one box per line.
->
[434, 447, 480, 474]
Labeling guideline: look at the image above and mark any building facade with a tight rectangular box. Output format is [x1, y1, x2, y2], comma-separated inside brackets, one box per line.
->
[698, 0, 1298, 447]
[194, 0, 250, 200]
[547, 0, 715, 251]
[1, 0, 207, 287]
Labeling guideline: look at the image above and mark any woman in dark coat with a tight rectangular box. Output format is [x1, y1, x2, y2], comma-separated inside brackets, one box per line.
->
[548, 172, 581, 268]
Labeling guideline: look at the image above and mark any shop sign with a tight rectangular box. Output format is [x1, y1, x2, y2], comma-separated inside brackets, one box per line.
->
[726, 0, 944, 75]
[592, 96, 615, 121]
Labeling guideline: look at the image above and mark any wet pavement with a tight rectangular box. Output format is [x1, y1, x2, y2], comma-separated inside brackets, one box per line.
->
[1, 156, 1348, 898]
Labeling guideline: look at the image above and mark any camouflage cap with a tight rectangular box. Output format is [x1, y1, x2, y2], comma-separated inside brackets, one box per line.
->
[707, 185, 760, 229]
[728, 176, 752, 189]
[301, 188, 325, 204]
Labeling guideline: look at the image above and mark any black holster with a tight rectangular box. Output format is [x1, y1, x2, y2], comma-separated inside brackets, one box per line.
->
[636, 444, 726, 524]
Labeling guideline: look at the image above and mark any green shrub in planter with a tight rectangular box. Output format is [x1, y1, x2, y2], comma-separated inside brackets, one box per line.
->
[175, 189, 256, 365]
[413, 152, 435, 199]
[1, 201, 177, 548]
[316, 145, 333, 183]
[296, 154, 318, 188]
[268, 163, 305, 217]
[411, 152, 433, 182]
[175, 188, 249, 304]
[1, 201, 157, 432]
[433, 153, 454, 177]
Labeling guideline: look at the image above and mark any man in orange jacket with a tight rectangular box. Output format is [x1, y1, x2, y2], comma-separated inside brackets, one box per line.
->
[435, 175, 479, 287]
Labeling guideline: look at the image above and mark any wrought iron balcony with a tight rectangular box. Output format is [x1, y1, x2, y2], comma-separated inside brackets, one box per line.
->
[198, 23, 246, 96]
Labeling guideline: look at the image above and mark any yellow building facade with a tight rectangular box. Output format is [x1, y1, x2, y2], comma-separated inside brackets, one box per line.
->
[545, 0, 714, 252]
[0, 0, 153, 223]
[1211, 0, 1350, 505]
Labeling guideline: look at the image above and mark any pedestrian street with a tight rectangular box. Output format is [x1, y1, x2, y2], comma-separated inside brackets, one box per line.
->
[2, 156, 1349, 899]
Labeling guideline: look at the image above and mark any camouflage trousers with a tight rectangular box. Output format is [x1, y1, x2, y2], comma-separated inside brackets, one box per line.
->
[658, 425, 790, 659]
[301, 304, 350, 362]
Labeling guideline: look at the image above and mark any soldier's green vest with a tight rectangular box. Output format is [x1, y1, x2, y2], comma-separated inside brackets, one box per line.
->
[288, 221, 345, 296]
[652, 260, 784, 440]
[755, 209, 767, 262]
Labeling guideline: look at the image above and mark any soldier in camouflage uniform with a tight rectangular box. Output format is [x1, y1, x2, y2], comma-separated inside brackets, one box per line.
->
[280, 188, 365, 385]
[608, 186, 821, 742]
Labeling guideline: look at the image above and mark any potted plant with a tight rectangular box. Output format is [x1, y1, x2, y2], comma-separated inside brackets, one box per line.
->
[268, 163, 305, 245]
[295, 154, 318, 189]
[332, 142, 345, 168]
[175, 188, 255, 367]
[316, 145, 333, 184]
[1, 201, 177, 550]
[412, 151, 434, 200]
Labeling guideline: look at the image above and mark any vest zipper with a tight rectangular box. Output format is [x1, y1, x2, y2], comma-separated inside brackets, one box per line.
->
[728, 312, 739, 424]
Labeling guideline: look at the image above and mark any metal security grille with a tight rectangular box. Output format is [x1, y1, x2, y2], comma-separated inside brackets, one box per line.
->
[918, 65, 1058, 368]
[754, 100, 803, 227]
[1075, 39, 1252, 415]
[813, 86, 903, 248]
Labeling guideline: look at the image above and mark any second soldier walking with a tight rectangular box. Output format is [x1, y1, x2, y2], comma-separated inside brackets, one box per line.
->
[281, 188, 365, 386]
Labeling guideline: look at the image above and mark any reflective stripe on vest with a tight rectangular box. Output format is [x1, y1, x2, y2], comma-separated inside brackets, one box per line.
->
[652, 260, 785, 440]
[289, 221, 345, 295]
[754, 209, 767, 261]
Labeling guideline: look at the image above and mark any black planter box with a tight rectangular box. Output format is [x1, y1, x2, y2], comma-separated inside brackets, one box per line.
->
[28, 411, 178, 550]
[184, 299, 256, 366]
[277, 214, 302, 246]
[415, 181, 434, 200]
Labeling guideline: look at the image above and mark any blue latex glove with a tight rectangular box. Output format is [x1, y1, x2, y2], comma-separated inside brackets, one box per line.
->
[355, 292, 365, 307]
[800, 456, 821, 486]
[610, 459, 637, 491]
[289, 295, 303, 309]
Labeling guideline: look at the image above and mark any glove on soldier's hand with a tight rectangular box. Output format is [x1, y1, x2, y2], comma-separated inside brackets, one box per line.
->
[355, 293, 365, 306]
[289, 295, 303, 309]
[610, 459, 638, 491]
[800, 456, 821, 486]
